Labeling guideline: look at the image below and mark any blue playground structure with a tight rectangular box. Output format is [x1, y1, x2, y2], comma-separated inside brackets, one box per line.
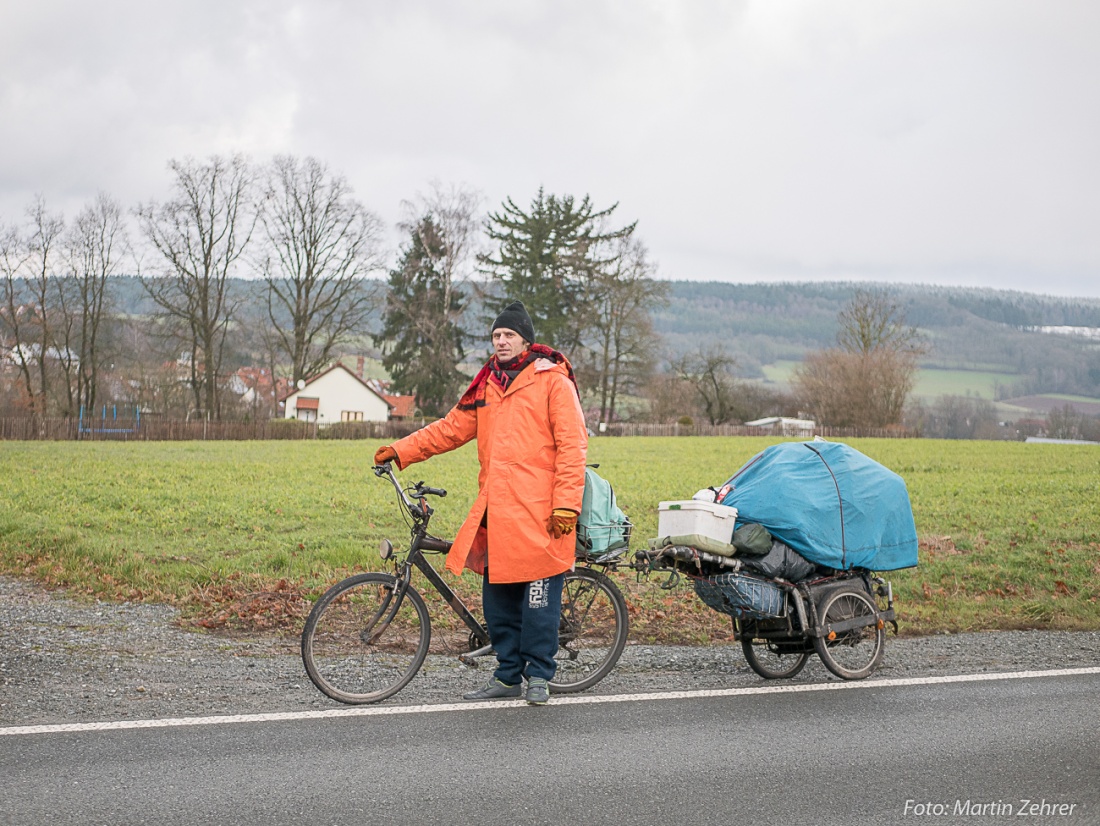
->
[78, 405, 141, 435]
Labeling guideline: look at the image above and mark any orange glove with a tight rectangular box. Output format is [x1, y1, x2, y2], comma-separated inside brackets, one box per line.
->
[546, 508, 578, 539]
[374, 445, 398, 466]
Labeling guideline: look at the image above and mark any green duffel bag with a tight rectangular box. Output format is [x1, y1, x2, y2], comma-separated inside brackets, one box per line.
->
[732, 523, 773, 556]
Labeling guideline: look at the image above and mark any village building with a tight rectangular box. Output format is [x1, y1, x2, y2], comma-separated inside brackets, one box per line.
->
[381, 392, 418, 420]
[744, 416, 817, 437]
[282, 363, 393, 423]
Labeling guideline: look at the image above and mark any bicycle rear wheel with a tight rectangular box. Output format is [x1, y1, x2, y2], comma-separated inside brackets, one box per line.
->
[301, 572, 431, 704]
[812, 588, 884, 680]
[549, 567, 629, 693]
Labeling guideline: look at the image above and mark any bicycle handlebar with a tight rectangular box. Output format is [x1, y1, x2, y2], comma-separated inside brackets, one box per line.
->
[372, 463, 447, 516]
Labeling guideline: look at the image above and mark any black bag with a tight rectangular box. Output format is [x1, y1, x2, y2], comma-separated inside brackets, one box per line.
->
[739, 539, 817, 582]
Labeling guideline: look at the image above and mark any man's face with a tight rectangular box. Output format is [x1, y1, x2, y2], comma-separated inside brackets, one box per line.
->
[492, 328, 526, 361]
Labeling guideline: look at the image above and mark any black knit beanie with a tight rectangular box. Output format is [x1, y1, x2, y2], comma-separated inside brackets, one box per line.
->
[491, 301, 535, 344]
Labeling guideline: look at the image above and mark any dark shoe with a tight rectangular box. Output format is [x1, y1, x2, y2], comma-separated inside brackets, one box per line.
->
[525, 677, 550, 705]
[463, 677, 521, 700]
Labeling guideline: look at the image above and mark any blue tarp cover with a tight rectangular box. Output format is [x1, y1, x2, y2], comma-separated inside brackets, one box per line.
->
[719, 440, 918, 571]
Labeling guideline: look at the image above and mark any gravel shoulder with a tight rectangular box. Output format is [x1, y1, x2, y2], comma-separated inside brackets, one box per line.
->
[3, 575, 1099, 727]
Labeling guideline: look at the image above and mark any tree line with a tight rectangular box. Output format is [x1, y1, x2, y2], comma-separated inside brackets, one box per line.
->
[4, 154, 1094, 437]
[0, 156, 670, 425]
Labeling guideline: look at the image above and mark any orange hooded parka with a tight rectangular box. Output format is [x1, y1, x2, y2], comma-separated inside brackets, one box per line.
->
[391, 355, 588, 584]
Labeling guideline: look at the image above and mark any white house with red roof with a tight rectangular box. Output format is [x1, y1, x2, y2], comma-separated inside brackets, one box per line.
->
[282, 364, 392, 423]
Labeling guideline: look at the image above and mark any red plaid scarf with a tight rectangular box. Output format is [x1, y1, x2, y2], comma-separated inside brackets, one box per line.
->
[457, 343, 579, 411]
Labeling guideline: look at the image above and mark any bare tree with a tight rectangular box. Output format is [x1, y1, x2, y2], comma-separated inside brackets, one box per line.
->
[252, 296, 290, 419]
[907, 394, 1000, 440]
[795, 289, 929, 428]
[836, 289, 926, 356]
[1046, 403, 1083, 440]
[796, 347, 917, 428]
[0, 221, 34, 413]
[14, 198, 67, 416]
[66, 193, 127, 415]
[259, 155, 385, 385]
[644, 370, 700, 424]
[672, 348, 743, 425]
[136, 155, 257, 420]
[48, 262, 81, 418]
[1079, 414, 1100, 443]
[110, 316, 192, 419]
[580, 238, 667, 424]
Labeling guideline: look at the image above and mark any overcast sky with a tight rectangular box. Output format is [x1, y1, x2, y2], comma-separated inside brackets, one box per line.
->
[2, 1, 1098, 298]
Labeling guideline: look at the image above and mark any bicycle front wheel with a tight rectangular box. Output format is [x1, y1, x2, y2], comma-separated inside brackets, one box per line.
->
[301, 572, 431, 704]
[549, 567, 629, 693]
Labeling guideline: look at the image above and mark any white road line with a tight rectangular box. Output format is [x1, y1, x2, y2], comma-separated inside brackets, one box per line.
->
[2, 667, 1098, 737]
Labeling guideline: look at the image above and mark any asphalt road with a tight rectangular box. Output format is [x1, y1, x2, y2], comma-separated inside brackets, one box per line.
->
[3, 670, 1096, 826]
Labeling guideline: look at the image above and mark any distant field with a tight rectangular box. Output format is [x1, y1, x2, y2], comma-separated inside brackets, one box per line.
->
[760, 360, 1017, 401]
[759, 360, 798, 387]
[910, 367, 1020, 401]
[2, 437, 1097, 644]
[761, 360, 1100, 417]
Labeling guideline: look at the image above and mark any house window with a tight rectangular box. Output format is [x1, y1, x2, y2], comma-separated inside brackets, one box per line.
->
[341, 410, 364, 422]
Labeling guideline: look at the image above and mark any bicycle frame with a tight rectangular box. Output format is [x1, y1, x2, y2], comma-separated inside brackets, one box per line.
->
[302, 465, 632, 702]
[375, 463, 493, 658]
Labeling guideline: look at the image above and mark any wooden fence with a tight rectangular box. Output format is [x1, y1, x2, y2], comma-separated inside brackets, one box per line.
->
[601, 422, 912, 439]
[1, 416, 912, 442]
[0, 417, 426, 442]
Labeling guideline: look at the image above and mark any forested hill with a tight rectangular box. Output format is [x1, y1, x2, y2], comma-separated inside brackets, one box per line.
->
[658, 281, 1100, 359]
[104, 276, 1100, 399]
[656, 281, 1100, 399]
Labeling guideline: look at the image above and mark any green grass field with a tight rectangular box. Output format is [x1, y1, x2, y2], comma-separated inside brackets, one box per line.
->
[1, 437, 1098, 643]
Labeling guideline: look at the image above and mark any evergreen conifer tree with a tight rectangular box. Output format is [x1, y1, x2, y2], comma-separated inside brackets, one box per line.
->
[479, 188, 634, 349]
[376, 217, 466, 416]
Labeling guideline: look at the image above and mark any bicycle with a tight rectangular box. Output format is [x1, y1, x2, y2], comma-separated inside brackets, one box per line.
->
[301, 463, 630, 705]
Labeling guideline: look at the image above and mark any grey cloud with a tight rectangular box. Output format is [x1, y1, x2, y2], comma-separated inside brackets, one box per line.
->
[0, 0, 1097, 297]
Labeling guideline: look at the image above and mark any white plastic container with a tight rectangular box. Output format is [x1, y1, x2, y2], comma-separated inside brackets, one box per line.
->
[657, 500, 738, 544]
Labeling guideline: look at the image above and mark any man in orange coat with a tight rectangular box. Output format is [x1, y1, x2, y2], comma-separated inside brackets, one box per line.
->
[374, 301, 588, 705]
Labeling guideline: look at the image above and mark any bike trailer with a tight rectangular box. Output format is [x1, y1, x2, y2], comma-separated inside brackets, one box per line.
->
[576, 466, 633, 559]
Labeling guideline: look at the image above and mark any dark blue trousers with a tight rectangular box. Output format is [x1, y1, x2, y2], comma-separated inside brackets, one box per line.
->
[482, 572, 564, 684]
